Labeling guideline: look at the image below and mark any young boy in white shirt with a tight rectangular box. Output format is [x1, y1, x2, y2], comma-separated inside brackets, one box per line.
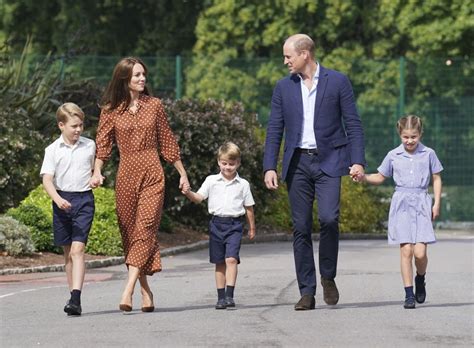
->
[184, 142, 256, 309]
[40, 102, 96, 316]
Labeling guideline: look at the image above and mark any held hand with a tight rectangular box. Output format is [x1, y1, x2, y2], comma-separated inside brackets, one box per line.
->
[349, 164, 365, 183]
[90, 174, 104, 188]
[55, 197, 71, 211]
[179, 176, 190, 194]
[248, 228, 256, 240]
[264, 170, 278, 190]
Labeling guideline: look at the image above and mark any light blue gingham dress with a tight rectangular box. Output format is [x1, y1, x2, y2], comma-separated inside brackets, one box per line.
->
[378, 143, 443, 245]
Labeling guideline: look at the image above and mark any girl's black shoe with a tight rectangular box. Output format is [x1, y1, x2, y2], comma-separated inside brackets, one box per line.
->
[64, 300, 82, 316]
[415, 275, 426, 303]
[404, 296, 416, 309]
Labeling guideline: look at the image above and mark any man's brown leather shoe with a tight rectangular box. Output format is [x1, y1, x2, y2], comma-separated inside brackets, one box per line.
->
[294, 294, 315, 310]
[321, 278, 339, 305]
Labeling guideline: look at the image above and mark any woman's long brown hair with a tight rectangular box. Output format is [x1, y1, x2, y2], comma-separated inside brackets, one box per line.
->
[100, 57, 151, 112]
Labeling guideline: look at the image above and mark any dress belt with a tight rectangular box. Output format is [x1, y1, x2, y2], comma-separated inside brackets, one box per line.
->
[395, 187, 427, 193]
[294, 148, 319, 155]
[211, 215, 244, 223]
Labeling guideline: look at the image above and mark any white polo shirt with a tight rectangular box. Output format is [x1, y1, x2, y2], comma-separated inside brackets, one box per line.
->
[197, 172, 255, 217]
[40, 135, 96, 192]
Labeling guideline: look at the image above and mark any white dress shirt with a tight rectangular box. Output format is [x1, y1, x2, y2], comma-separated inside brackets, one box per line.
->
[197, 172, 255, 217]
[298, 63, 320, 149]
[40, 135, 96, 192]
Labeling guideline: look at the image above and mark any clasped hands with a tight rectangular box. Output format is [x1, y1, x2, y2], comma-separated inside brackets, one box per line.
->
[349, 164, 365, 183]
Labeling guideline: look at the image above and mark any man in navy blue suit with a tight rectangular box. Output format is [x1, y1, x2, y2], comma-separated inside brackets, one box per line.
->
[263, 34, 366, 310]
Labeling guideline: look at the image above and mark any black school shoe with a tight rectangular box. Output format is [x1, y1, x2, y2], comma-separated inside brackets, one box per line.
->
[64, 300, 82, 316]
[225, 297, 235, 308]
[404, 296, 416, 309]
[415, 275, 426, 304]
[215, 298, 227, 310]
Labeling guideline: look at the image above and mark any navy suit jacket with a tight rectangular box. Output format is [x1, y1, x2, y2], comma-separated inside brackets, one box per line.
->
[263, 65, 366, 181]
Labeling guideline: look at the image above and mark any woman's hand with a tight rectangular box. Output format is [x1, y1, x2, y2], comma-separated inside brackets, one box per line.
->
[179, 175, 190, 194]
[90, 173, 105, 188]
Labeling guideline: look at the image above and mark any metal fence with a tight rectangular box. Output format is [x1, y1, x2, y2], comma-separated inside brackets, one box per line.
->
[20, 55, 474, 222]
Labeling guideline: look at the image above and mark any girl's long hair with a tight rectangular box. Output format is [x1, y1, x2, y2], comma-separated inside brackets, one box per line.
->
[100, 57, 151, 112]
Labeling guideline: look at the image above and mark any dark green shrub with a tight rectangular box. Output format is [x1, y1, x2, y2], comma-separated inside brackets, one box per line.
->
[0, 41, 58, 212]
[0, 215, 35, 256]
[7, 203, 57, 252]
[339, 177, 389, 232]
[260, 177, 389, 233]
[162, 98, 270, 229]
[7, 185, 124, 255]
[86, 187, 123, 256]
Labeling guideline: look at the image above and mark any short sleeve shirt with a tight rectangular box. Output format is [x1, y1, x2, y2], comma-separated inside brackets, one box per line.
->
[197, 172, 255, 217]
[377, 143, 443, 189]
[40, 135, 96, 192]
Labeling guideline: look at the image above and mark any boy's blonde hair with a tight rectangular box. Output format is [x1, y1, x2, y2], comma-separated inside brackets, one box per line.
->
[397, 115, 423, 135]
[217, 142, 241, 161]
[56, 102, 85, 124]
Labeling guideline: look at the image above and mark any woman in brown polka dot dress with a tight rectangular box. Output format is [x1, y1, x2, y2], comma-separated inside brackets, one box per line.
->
[90, 57, 190, 312]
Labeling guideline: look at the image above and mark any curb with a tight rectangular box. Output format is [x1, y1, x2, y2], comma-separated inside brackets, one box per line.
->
[0, 233, 386, 276]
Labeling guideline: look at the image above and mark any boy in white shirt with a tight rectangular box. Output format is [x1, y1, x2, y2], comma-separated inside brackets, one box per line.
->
[40, 103, 96, 316]
[184, 142, 256, 309]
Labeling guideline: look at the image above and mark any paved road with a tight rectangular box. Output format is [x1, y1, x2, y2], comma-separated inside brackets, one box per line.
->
[1, 233, 473, 347]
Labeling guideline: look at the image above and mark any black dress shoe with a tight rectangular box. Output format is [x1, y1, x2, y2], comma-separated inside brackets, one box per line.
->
[415, 275, 426, 304]
[321, 278, 339, 305]
[225, 297, 235, 308]
[215, 298, 227, 310]
[404, 296, 416, 309]
[64, 300, 82, 316]
[294, 294, 315, 310]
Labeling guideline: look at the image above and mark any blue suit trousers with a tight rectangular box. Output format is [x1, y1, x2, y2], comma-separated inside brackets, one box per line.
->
[286, 152, 341, 296]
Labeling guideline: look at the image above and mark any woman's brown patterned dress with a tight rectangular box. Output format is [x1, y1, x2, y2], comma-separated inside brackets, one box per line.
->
[95, 95, 180, 275]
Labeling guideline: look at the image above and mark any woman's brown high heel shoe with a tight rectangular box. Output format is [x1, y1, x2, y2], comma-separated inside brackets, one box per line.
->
[141, 292, 154, 312]
[119, 293, 133, 312]
[119, 303, 132, 312]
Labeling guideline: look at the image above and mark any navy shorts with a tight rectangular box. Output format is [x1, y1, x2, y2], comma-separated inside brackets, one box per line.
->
[209, 216, 244, 264]
[52, 190, 95, 246]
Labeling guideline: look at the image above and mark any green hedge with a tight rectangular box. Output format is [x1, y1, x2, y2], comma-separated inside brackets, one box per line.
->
[0, 215, 35, 256]
[7, 186, 123, 255]
[260, 176, 389, 233]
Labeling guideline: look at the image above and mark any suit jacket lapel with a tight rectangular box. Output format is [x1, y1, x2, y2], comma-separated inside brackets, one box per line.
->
[290, 74, 303, 125]
[314, 65, 328, 125]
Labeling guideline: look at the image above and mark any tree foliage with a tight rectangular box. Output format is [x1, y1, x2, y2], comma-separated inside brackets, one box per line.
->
[1, 0, 207, 55]
[187, 0, 472, 107]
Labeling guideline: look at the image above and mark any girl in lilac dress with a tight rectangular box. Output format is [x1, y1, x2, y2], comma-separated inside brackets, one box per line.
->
[358, 115, 443, 309]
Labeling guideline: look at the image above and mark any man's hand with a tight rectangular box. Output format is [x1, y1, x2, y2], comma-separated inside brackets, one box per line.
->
[349, 164, 365, 182]
[264, 170, 279, 190]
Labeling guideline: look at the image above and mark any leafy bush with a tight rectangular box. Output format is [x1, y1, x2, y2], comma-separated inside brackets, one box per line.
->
[7, 203, 57, 253]
[162, 98, 271, 229]
[0, 215, 35, 256]
[0, 40, 59, 212]
[260, 177, 389, 233]
[85, 187, 123, 256]
[7, 186, 124, 255]
[339, 177, 389, 232]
